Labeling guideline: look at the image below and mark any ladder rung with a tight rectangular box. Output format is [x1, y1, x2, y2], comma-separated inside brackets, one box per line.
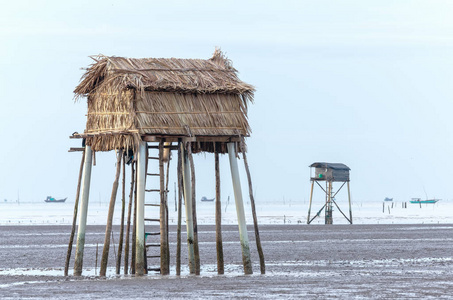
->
[145, 189, 160, 192]
[146, 173, 160, 176]
[144, 218, 160, 222]
[147, 255, 161, 258]
[146, 243, 160, 247]
[144, 203, 160, 207]
[145, 232, 160, 236]
[147, 267, 161, 272]
[148, 145, 178, 150]
[148, 157, 159, 160]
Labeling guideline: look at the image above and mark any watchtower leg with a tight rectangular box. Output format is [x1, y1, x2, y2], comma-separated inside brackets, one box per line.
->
[135, 141, 147, 276]
[74, 145, 93, 276]
[347, 182, 353, 224]
[227, 142, 253, 275]
[307, 181, 314, 224]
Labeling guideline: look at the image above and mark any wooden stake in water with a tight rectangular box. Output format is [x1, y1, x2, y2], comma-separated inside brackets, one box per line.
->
[215, 148, 224, 275]
[65, 149, 85, 276]
[124, 161, 135, 275]
[240, 139, 265, 274]
[116, 154, 126, 274]
[100, 150, 123, 277]
[228, 142, 253, 275]
[74, 145, 93, 276]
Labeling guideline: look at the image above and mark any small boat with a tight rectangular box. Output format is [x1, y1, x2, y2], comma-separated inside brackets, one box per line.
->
[45, 196, 67, 203]
[201, 196, 214, 202]
[384, 197, 393, 202]
[410, 198, 440, 204]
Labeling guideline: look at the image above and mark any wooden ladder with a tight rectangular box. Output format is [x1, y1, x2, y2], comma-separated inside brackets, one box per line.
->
[144, 143, 163, 273]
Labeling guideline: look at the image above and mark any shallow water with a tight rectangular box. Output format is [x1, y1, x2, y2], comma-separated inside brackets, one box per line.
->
[0, 224, 452, 298]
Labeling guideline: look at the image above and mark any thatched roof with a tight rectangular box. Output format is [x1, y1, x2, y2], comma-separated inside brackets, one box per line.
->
[73, 49, 255, 152]
[74, 49, 254, 99]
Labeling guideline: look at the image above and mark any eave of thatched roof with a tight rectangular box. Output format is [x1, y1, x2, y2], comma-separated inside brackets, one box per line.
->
[74, 49, 255, 101]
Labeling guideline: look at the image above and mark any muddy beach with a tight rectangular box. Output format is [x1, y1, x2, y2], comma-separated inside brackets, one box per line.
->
[1, 224, 453, 299]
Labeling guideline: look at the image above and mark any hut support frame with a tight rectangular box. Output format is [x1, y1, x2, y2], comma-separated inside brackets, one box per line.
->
[227, 142, 253, 275]
[307, 179, 352, 225]
[181, 143, 196, 274]
[74, 145, 93, 276]
[135, 141, 147, 276]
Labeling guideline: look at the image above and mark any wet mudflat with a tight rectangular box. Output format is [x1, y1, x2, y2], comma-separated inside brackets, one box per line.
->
[1, 224, 453, 299]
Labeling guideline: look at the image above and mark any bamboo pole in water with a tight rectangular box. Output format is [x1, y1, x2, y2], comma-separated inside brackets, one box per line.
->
[159, 141, 169, 275]
[124, 161, 135, 275]
[176, 141, 183, 276]
[74, 145, 93, 276]
[135, 142, 147, 276]
[100, 149, 123, 277]
[116, 153, 126, 274]
[65, 149, 85, 276]
[187, 142, 201, 275]
[240, 140, 265, 274]
[227, 142, 253, 275]
[215, 147, 224, 274]
[181, 143, 195, 274]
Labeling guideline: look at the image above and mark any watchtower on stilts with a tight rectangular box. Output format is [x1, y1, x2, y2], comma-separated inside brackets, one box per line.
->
[65, 49, 265, 277]
[307, 162, 352, 225]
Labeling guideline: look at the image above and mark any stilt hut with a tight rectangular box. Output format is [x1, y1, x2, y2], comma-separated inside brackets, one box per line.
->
[67, 49, 265, 277]
[306, 162, 352, 225]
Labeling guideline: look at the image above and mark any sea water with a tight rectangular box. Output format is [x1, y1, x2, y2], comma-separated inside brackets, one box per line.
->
[0, 199, 451, 225]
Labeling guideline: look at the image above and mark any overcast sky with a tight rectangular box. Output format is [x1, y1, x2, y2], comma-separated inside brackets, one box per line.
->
[1, 0, 453, 205]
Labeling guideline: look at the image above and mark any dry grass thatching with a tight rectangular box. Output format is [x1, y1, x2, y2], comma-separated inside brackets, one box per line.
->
[74, 49, 255, 152]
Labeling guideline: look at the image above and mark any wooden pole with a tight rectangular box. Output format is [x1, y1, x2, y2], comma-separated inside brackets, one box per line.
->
[307, 180, 315, 224]
[187, 142, 201, 275]
[215, 148, 224, 275]
[131, 162, 137, 274]
[165, 144, 171, 273]
[227, 142, 253, 275]
[347, 182, 353, 224]
[100, 149, 123, 277]
[124, 161, 135, 275]
[241, 142, 265, 274]
[181, 143, 195, 274]
[135, 141, 147, 276]
[159, 141, 170, 275]
[74, 145, 93, 276]
[116, 152, 126, 274]
[65, 149, 85, 276]
[176, 141, 183, 276]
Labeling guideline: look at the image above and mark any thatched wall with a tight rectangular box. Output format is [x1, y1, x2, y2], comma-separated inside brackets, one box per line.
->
[74, 50, 254, 152]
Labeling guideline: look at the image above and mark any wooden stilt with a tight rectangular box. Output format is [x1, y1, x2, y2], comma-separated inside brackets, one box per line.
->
[176, 141, 183, 276]
[131, 162, 137, 274]
[124, 161, 135, 275]
[159, 141, 169, 275]
[347, 182, 353, 224]
[215, 147, 224, 275]
[307, 181, 315, 224]
[227, 142, 253, 275]
[135, 141, 147, 276]
[100, 149, 123, 277]
[181, 143, 195, 274]
[240, 141, 265, 275]
[187, 142, 200, 275]
[164, 144, 171, 273]
[65, 149, 85, 276]
[74, 145, 93, 276]
[116, 152, 126, 274]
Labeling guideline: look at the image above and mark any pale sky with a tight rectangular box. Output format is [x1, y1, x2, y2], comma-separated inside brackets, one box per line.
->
[1, 0, 453, 205]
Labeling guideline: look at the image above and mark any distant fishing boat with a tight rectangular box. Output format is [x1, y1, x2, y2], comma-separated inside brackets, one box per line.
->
[384, 197, 393, 202]
[201, 196, 214, 202]
[44, 196, 67, 203]
[410, 198, 440, 204]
